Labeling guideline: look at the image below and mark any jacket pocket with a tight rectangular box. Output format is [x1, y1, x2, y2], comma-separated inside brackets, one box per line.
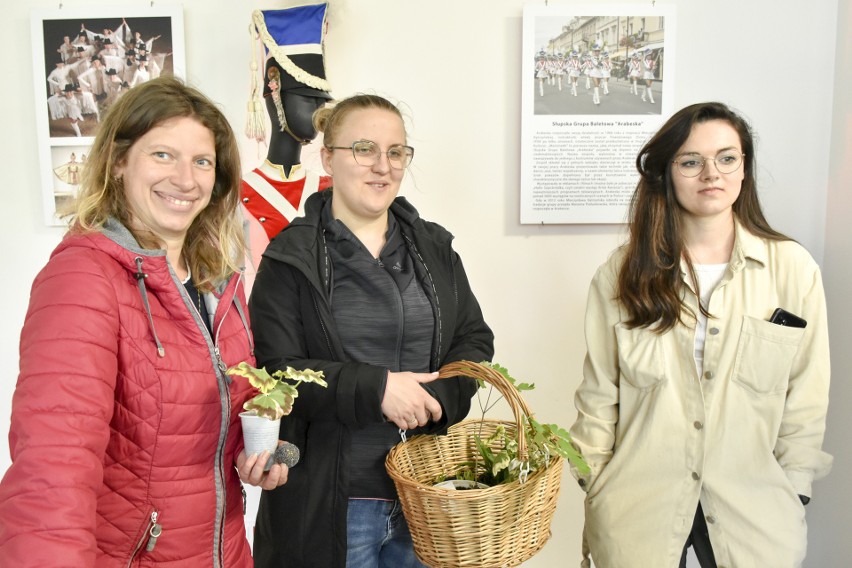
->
[732, 316, 805, 395]
[615, 323, 667, 390]
[126, 509, 160, 567]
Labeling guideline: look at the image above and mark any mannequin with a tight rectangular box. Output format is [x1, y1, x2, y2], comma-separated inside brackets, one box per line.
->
[241, 58, 333, 243]
[241, 3, 334, 281]
[262, 61, 327, 168]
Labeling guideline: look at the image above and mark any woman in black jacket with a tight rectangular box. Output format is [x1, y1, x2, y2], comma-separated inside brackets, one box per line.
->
[249, 93, 494, 568]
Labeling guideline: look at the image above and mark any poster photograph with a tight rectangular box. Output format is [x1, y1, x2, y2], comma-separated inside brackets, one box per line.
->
[31, 5, 185, 225]
[50, 145, 89, 217]
[520, 3, 676, 224]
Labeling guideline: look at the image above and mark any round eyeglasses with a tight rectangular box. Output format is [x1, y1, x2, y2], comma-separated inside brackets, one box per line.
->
[326, 139, 414, 170]
[673, 151, 745, 178]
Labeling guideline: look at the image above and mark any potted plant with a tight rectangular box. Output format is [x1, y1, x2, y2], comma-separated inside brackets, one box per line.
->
[433, 362, 589, 489]
[226, 362, 327, 469]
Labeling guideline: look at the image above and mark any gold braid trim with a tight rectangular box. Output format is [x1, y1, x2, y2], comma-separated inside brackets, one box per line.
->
[252, 9, 331, 93]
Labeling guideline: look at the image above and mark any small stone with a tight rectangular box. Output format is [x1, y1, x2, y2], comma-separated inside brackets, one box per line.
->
[274, 442, 300, 467]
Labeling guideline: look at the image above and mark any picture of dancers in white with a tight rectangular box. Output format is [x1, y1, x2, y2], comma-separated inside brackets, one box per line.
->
[628, 51, 642, 96]
[640, 47, 657, 103]
[535, 52, 549, 97]
[567, 51, 581, 97]
[40, 16, 173, 138]
[532, 15, 666, 116]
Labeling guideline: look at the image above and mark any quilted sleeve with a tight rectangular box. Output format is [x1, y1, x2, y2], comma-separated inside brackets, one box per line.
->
[0, 248, 120, 566]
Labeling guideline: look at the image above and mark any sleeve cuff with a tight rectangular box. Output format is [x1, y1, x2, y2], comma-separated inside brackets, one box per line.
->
[785, 469, 815, 498]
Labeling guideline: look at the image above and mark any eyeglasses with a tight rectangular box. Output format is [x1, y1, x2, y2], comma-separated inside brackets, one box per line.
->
[673, 150, 745, 178]
[326, 139, 414, 170]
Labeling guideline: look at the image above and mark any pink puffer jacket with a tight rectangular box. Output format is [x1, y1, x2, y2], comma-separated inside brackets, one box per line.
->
[0, 221, 256, 567]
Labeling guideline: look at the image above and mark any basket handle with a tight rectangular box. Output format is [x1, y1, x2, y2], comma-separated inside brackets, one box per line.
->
[437, 360, 533, 462]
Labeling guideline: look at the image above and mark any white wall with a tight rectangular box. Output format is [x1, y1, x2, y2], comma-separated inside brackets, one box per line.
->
[814, 0, 852, 562]
[0, 0, 847, 565]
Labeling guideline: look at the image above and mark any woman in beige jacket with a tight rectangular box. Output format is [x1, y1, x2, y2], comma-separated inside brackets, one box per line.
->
[570, 102, 832, 568]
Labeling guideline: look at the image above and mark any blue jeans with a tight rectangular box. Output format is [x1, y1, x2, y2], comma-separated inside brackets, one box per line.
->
[346, 498, 426, 568]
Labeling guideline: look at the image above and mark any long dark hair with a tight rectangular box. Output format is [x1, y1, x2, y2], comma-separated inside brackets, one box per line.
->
[617, 102, 788, 332]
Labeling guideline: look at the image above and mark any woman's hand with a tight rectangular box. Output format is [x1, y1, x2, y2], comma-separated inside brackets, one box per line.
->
[237, 444, 289, 490]
[382, 371, 443, 430]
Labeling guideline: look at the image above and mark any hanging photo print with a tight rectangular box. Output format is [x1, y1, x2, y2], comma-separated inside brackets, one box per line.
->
[31, 5, 185, 225]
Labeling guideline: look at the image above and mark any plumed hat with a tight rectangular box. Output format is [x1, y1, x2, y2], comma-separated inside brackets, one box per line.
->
[251, 4, 332, 99]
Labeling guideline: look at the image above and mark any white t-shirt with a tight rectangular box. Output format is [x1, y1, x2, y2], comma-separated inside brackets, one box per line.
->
[693, 263, 727, 378]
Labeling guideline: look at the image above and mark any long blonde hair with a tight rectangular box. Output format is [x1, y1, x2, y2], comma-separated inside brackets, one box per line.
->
[67, 76, 245, 290]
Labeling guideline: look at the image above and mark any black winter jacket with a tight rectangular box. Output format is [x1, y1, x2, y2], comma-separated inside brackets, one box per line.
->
[249, 190, 494, 568]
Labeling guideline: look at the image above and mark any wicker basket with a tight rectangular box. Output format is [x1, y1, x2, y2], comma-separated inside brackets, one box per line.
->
[386, 361, 563, 568]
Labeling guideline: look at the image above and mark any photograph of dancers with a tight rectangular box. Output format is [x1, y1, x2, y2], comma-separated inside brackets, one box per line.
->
[31, 6, 184, 225]
[37, 13, 179, 139]
[530, 14, 667, 116]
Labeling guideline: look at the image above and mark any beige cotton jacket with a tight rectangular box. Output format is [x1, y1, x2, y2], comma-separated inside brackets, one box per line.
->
[569, 222, 833, 568]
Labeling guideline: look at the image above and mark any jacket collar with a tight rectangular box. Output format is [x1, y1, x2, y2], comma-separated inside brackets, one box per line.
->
[679, 218, 767, 290]
[729, 218, 768, 273]
[56, 217, 166, 271]
[268, 188, 427, 262]
[101, 216, 166, 259]
[59, 218, 236, 294]
[264, 189, 434, 299]
[298, 188, 423, 228]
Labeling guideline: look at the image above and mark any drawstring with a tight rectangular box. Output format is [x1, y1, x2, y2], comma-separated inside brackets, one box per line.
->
[134, 257, 166, 358]
[232, 279, 254, 357]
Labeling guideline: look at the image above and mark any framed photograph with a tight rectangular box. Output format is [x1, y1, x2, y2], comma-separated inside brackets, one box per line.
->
[31, 5, 185, 225]
[520, 3, 676, 224]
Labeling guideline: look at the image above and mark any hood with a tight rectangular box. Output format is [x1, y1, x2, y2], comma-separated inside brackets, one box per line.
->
[263, 188, 429, 276]
[263, 188, 453, 282]
[55, 218, 236, 294]
[53, 218, 246, 359]
[55, 217, 169, 277]
[296, 188, 424, 229]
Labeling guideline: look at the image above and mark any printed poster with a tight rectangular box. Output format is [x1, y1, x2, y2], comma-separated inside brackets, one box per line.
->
[521, 3, 677, 223]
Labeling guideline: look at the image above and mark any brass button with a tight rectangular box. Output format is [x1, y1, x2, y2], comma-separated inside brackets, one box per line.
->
[704, 371, 714, 380]
[693, 421, 703, 430]
[706, 515, 717, 524]
[708, 327, 720, 335]
[692, 472, 701, 481]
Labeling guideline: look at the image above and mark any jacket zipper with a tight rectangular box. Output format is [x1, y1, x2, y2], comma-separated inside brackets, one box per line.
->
[311, 294, 335, 355]
[126, 510, 160, 567]
[379, 257, 405, 369]
[211, 302, 231, 568]
[179, 270, 242, 568]
[313, 230, 335, 354]
[213, 345, 227, 374]
[403, 235, 444, 368]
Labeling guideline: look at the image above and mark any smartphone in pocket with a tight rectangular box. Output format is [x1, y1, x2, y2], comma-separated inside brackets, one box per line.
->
[768, 308, 807, 328]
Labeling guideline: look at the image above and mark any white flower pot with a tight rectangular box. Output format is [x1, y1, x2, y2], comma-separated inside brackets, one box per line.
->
[239, 412, 280, 471]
